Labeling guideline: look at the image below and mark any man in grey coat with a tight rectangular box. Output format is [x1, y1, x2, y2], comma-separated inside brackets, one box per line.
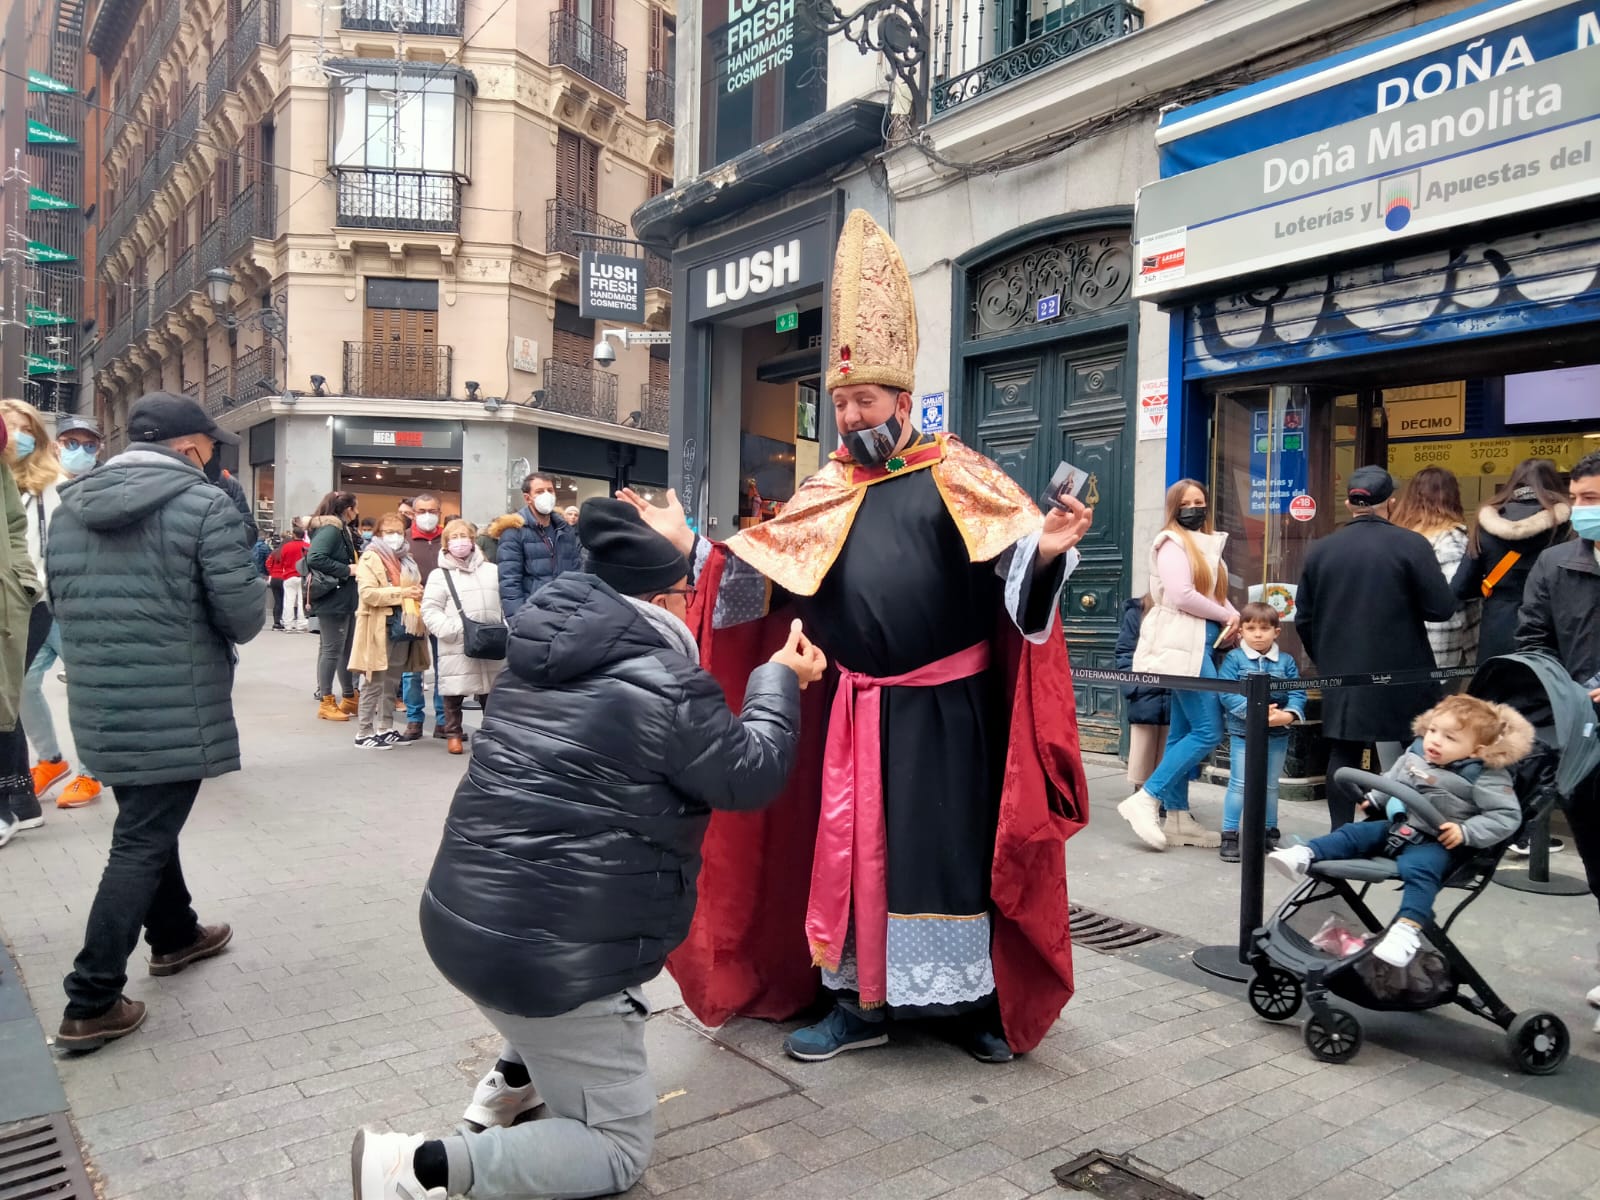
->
[48, 393, 266, 1051]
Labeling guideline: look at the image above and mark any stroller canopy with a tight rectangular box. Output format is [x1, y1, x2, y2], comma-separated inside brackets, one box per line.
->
[1471, 652, 1600, 799]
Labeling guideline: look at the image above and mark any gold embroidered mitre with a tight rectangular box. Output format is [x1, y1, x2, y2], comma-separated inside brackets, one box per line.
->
[825, 209, 917, 395]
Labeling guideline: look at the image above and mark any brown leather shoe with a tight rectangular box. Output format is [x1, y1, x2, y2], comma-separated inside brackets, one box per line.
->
[396, 722, 423, 743]
[149, 923, 233, 977]
[57, 995, 146, 1052]
[447, 736, 464, 755]
[339, 691, 359, 715]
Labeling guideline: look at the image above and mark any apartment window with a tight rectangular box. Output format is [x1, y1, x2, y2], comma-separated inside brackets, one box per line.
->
[555, 130, 598, 210]
[329, 67, 472, 177]
[699, 0, 827, 169]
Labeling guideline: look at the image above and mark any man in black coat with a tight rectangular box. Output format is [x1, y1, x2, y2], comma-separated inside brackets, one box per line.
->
[352, 498, 824, 1200]
[1296, 466, 1458, 828]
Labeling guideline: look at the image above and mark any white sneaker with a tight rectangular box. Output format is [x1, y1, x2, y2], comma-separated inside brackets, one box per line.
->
[1117, 789, 1167, 850]
[1373, 921, 1423, 968]
[0, 812, 17, 848]
[1586, 982, 1600, 1009]
[1267, 845, 1313, 881]
[462, 1069, 542, 1130]
[349, 1129, 443, 1200]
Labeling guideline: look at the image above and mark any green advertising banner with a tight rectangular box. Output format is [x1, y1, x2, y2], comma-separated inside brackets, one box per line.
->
[27, 186, 74, 210]
[25, 354, 72, 376]
[26, 70, 74, 94]
[26, 119, 74, 146]
[25, 240, 74, 264]
[25, 305, 73, 327]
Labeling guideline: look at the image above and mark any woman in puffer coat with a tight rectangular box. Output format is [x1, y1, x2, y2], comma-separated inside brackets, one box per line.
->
[1452, 458, 1571, 664]
[421, 519, 505, 754]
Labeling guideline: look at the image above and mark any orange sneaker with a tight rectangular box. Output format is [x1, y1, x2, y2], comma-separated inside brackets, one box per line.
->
[31, 758, 70, 798]
[57, 775, 102, 808]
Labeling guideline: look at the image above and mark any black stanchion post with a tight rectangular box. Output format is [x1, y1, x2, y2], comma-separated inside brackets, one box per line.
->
[1192, 670, 1271, 983]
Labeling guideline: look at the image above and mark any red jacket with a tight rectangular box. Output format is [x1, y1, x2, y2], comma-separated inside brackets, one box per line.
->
[267, 540, 307, 581]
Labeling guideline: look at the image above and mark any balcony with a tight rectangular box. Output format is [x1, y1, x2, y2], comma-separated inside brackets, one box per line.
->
[342, 0, 464, 37]
[545, 198, 625, 259]
[343, 341, 454, 399]
[207, 49, 231, 114]
[200, 217, 226, 278]
[227, 183, 277, 259]
[538, 359, 618, 423]
[231, 0, 279, 86]
[336, 169, 461, 233]
[175, 86, 200, 159]
[646, 70, 674, 125]
[233, 345, 274, 404]
[204, 361, 230, 416]
[639, 384, 669, 434]
[931, 0, 1143, 116]
[549, 11, 627, 99]
[645, 251, 671, 292]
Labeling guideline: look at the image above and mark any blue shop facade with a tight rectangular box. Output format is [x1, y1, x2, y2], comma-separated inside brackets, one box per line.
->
[1135, 0, 1600, 667]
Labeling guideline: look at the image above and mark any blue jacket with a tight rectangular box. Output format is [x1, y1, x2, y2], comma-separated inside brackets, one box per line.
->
[1116, 597, 1169, 726]
[496, 506, 582, 616]
[1217, 645, 1306, 738]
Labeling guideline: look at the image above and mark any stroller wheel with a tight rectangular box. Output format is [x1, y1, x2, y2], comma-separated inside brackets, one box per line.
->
[1507, 1010, 1569, 1076]
[1303, 1007, 1362, 1064]
[1248, 969, 1303, 1021]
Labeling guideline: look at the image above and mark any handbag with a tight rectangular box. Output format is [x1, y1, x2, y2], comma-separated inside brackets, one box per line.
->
[386, 606, 419, 642]
[445, 568, 508, 660]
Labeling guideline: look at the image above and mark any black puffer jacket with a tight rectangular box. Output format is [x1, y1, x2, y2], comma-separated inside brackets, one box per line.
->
[1516, 538, 1600, 687]
[1453, 499, 1570, 663]
[419, 573, 801, 1019]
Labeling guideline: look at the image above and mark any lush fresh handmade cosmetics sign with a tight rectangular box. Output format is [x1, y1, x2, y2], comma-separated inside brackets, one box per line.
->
[580, 252, 646, 323]
[1134, 45, 1600, 299]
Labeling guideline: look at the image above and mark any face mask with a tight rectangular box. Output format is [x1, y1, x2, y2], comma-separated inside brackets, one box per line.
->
[414, 513, 439, 533]
[60, 446, 97, 475]
[12, 433, 35, 459]
[1571, 505, 1600, 541]
[842, 414, 904, 466]
[360, 530, 374, 543]
[532, 492, 556, 516]
[1175, 506, 1208, 531]
[381, 532, 406, 552]
[448, 538, 474, 559]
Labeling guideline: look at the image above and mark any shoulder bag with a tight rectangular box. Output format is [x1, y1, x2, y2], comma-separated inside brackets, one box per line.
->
[444, 569, 508, 660]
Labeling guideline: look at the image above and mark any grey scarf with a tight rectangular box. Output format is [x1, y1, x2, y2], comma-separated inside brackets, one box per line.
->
[623, 594, 700, 663]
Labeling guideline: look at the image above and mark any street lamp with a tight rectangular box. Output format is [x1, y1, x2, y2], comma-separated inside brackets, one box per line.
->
[205, 267, 293, 404]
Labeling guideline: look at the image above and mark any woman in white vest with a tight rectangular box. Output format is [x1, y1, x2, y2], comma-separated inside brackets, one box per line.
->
[1119, 479, 1238, 852]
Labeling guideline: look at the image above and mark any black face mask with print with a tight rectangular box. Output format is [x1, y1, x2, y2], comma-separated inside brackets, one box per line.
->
[1175, 506, 1208, 531]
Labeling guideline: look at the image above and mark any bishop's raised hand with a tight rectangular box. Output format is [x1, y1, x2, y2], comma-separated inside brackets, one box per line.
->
[616, 487, 695, 556]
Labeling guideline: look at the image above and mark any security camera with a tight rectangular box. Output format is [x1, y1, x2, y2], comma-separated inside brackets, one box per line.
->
[593, 339, 617, 366]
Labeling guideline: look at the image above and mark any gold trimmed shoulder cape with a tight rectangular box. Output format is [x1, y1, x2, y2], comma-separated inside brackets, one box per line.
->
[725, 435, 1043, 596]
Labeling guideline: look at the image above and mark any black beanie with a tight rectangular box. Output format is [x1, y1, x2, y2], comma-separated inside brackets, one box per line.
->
[578, 498, 688, 597]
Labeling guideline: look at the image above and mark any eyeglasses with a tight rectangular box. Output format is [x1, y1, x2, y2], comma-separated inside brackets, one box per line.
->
[60, 438, 100, 451]
[655, 586, 697, 605]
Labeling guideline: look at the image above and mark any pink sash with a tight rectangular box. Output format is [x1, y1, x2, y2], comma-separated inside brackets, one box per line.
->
[804, 641, 991, 1005]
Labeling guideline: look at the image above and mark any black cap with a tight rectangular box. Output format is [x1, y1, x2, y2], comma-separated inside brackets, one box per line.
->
[55, 414, 102, 438]
[127, 392, 240, 446]
[1347, 465, 1395, 506]
[578, 498, 687, 597]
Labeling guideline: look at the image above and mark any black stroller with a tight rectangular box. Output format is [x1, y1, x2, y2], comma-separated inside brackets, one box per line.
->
[1246, 653, 1600, 1075]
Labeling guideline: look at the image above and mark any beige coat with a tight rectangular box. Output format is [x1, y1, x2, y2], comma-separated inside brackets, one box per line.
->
[350, 548, 432, 675]
[1133, 529, 1230, 678]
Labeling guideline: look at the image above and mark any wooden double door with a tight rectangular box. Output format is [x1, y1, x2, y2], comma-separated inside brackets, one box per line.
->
[964, 335, 1133, 753]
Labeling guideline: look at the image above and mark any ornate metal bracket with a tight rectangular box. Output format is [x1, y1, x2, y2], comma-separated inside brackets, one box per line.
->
[825, 0, 929, 122]
[220, 290, 288, 353]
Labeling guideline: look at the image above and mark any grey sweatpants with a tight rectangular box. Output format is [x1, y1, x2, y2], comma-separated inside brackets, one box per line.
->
[444, 989, 655, 1199]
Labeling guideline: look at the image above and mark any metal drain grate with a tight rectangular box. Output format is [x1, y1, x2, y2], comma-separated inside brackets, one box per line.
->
[1069, 905, 1165, 952]
[0, 1113, 94, 1199]
[1053, 1150, 1200, 1197]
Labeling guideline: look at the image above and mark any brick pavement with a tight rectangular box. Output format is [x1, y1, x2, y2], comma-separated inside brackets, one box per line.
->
[2, 632, 1599, 1199]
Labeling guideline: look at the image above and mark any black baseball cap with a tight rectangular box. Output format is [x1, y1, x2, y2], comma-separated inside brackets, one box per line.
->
[55, 414, 102, 439]
[127, 392, 240, 445]
[1347, 465, 1395, 506]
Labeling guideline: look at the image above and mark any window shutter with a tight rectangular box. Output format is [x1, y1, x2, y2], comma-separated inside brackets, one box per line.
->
[580, 138, 598, 210]
[650, 354, 669, 389]
[241, 125, 260, 188]
[649, 7, 663, 72]
[596, 0, 613, 36]
[556, 131, 579, 204]
[554, 327, 589, 365]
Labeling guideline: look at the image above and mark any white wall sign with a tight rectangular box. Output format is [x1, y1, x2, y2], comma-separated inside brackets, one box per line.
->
[512, 337, 539, 374]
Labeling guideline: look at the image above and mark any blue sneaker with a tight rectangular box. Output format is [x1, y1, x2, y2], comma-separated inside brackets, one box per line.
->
[783, 1005, 889, 1061]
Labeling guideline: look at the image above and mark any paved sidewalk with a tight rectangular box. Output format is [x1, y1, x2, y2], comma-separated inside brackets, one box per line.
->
[1, 632, 1598, 1199]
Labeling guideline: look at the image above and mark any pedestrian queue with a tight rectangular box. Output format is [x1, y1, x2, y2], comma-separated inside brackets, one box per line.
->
[420, 519, 505, 755]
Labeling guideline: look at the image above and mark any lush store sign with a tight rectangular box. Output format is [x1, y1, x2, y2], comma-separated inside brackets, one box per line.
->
[721, 0, 797, 93]
[1134, 46, 1600, 299]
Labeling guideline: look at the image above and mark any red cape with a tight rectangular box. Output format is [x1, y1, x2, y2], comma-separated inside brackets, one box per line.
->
[666, 542, 1090, 1053]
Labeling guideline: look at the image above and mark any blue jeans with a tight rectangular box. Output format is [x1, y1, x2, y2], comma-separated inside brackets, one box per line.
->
[1308, 819, 1461, 925]
[21, 618, 62, 761]
[1222, 733, 1288, 832]
[403, 635, 445, 727]
[1142, 631, 1223, 813]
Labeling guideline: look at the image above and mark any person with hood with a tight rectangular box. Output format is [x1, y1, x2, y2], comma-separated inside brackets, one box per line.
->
[48, 393, 264, 1050]
[476, 511, 522, 563]
[0, 412, 43, 850]
[420, 519, 505, 754]
[400, 492, 447, 742]
[349, 511, 430, 750]
[308, 493, 361, 721]
[497, 472, 581, 616]
[1454, 457, 1571, 664]
[352, 497, 821, 1200]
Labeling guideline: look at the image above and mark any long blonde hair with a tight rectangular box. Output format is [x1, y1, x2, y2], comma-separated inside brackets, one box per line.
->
[0, 399, 66, 497]
[1161, 478, 1228, 602]
[1392, 466, 1465, 537]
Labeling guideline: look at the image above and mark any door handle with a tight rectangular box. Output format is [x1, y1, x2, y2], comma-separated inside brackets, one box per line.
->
[1078, 593, 1098, 611]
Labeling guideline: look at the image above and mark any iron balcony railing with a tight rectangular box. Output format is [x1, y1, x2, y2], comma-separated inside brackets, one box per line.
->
[152, 271, 173, 320]
[204, 361, 231, 416]
[640, 384, 669, 434]
[227, 183, 277, 258]
[646, 69, 674, 124]
[231, 0, 279, 86]
[200, 217, 227, 278]
[545, 198, 625, 259]
[170, 247, 197, 308]
[343, 341, 454, 399]
[336, 169, 461, 233]
[174, 86, 200, 162]
[233, 345, 274, 405]
[131, 290, 149, 341]
[645, 251, 671, 292]
[139, 153, 161, 202]
[539, 359, 618, 422]
[342, 0, 464, 36]
[549, 11, 627, 99]
[931, 0, 1143, 115]
[207, 48, 232, 113]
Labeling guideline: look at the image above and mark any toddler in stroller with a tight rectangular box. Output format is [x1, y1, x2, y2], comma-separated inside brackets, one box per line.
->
[1269, 695, 1531, 967]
